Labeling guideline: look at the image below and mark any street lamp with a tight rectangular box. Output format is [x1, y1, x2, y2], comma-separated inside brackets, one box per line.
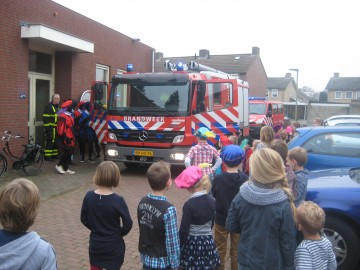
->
[289, 68, 299, 120]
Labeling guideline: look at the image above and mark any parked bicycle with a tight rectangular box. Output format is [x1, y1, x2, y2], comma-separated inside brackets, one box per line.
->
[0, 131, 44, 176]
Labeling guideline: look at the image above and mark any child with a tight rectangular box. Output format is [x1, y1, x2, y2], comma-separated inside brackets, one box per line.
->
[226, 148, 296, 269]
[185, 127, 222, 180]
[295, 201, 336, 269]
[138, 161, 180, 270]
[215, 135, 234, 175]
[240, 136, 254, 175]
[175, 166, 220, 269]
[81, 161, 133, 270]
[270, 140, 296, 199]
[287, 146, 309, 207]
[0, 178, 57, 269]
[256, 125, 275, 150]
[212, 145, 248, 270]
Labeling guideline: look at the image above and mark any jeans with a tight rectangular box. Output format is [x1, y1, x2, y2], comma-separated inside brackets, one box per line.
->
[214, 223, 240, 270]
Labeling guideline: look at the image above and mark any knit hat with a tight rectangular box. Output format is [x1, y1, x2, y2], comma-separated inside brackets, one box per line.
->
[174, 166, 202, 189]
[195, 127, 216, 140]
[219, 135, 232, 147]
[220, 145, 245, 167]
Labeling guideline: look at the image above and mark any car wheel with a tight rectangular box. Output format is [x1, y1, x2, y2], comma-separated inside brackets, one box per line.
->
[323, 215, 360, 270]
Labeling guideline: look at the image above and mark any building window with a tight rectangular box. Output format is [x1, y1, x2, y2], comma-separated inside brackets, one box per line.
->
[271, 89, 278, 98]
[334, 91, 342, 99]
[96, 64, 109, 105]
[29, 51, 52, 74]
[345, 91, 353, 99]
[357, 91, 360, 100]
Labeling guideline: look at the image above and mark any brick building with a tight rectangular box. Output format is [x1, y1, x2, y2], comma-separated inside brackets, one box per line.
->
[0, 0, 154, 149]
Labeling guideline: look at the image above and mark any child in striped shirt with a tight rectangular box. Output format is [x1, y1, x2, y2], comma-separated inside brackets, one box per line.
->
[295, 201, 336, 270]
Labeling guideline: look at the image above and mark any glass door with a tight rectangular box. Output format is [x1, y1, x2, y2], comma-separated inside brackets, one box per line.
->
[28, 73, 54, 146]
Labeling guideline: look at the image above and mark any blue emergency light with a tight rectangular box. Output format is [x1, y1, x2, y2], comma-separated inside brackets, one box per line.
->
[176, 62, 184, 71]
[127, 64, 134, 72]
[155, 133, 165, 139]
[249, 96, 267, 101]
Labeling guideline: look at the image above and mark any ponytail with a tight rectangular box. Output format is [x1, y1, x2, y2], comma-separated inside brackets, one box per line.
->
[281, 178, 297, 223]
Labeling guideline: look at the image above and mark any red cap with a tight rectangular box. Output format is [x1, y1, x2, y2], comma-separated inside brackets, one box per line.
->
[220, 135, 232, 147]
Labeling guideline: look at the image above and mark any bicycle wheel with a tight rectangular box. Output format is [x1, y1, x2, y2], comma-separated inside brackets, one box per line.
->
[22, 148, 44, 176]
[0, 155, 7, 177]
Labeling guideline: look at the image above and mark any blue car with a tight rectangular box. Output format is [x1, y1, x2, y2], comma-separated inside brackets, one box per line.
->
[288, 126, 360, 170]
[306, 167, 360, 270]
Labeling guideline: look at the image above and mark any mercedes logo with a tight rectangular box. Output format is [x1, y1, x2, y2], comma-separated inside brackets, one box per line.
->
[139, 131, 148, 141]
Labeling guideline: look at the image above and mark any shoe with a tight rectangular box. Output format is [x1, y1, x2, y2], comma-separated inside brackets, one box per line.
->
[64, 169, 75, 174]
[55, 165, 65, 174]
[80, 155, 84, 162]
[45, 157, 54, 162]
[88, 158, 95, 163]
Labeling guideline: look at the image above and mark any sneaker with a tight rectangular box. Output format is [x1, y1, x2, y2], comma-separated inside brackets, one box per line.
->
[88, 158, 95, 163]
[55, 165, 65, 174]
[64, 169, 75, 174]
[80, 156, 85, 163]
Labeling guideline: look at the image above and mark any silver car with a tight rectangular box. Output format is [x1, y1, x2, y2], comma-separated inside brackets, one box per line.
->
[324, 115, 360, 126]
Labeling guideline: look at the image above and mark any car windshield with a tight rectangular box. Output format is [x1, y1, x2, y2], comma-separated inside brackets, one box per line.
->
[249, 103, 266, 114]
[108, 81, 191, 116]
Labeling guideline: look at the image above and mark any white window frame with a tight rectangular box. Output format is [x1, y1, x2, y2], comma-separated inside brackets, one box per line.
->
[95, 64, 109, 105]
[345, 91, 353, 99]
[334, 91, 342, 99]
[271, 89, 278, 98]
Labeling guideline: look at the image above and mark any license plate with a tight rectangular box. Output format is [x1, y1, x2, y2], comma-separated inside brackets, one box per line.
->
[133, 150, 153, 157]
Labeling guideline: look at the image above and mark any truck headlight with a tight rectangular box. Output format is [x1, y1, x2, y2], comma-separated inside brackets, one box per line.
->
[170, 153, 185, 160]
[173, 135, 184, 143]
[108, 132, 117, 140]
[107, 149, 118, 157]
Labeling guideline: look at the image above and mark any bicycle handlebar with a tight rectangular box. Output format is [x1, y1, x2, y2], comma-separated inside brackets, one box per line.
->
[2, 131, 25, 141]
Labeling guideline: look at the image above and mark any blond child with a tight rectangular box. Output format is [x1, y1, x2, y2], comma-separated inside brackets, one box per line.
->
[175, 166, 220, 269]
[226, 148, 296, 269]
[295, 201, 336, 269]
[81, 161, 133, 270]
[138, 161, 180, 270]
[0, 178, 57, 270]
[256, 125, 275, 149]
[287, 147, 309, 207]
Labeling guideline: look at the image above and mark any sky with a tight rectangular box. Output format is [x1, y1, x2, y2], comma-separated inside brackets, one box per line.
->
[52, 0, 360, 91]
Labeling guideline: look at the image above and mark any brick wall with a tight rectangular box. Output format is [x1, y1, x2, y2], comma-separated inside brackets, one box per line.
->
[0, 0, 154, 153]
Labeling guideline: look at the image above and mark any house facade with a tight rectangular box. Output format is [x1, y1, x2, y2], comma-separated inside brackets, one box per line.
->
[154, 47, 267, 97]
[1, 0, 154, 148]
[326, 73, 360, 103]
[266, 73, 297, 102]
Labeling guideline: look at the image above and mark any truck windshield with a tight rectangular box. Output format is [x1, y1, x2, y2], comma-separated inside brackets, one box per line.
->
[108, 81, 190, 116]
[249, 103, 266, 115]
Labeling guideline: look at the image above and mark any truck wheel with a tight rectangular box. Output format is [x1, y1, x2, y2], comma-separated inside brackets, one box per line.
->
[323, 215, 360, 270]
[123, 162, 141, 170]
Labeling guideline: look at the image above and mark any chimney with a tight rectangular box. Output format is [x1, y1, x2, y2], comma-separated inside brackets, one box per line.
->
[252, 46, 260, 56]
[199, 49, 210, 59]
[285, 73, 292, 78]
[155, 52, 163, 61]
[334, 72, 339, 78]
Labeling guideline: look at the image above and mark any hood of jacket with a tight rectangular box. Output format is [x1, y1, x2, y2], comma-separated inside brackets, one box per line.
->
[0, 231, 44, 268]
[240, 181, 288, 206]
[220, 171, 248, 189]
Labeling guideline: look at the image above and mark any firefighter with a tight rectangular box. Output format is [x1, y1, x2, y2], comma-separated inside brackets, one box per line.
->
[42, 94, 60, 161]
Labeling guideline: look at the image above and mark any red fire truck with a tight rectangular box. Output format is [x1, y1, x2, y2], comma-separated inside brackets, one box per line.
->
[248, 97, 284, 138]
[89, 62, 249, 168]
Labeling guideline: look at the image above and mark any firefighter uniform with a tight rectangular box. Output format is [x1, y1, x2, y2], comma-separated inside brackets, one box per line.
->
[43, 99, 60, 160]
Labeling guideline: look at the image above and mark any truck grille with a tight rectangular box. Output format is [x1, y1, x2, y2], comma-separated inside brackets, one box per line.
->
[111, 130, 183, 143]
